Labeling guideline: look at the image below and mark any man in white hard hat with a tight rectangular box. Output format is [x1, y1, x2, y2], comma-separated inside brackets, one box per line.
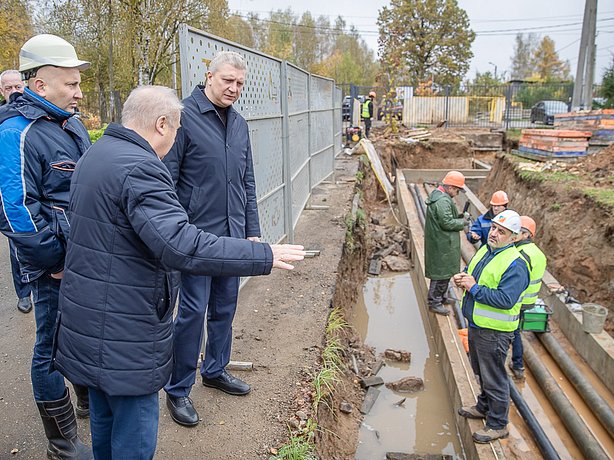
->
[0, 34, 92, 459]
[453, 210, 529, 443]
[0, 69, 34, 314]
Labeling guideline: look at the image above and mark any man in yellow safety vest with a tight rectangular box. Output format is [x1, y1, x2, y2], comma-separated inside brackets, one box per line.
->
[509, 216, 547, 379]
[454, 210, 529, 443]
[361, 91, 375, 138]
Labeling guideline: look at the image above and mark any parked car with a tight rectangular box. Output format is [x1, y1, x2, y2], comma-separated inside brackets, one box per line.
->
[342, 95, 365, 122]
[530, 100, 569, 125]
[377, 100, 403, 121]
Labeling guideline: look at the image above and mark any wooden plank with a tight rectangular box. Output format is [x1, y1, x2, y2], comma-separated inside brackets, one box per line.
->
[360, 387, 381, 415]
[361, 376, 385, 388]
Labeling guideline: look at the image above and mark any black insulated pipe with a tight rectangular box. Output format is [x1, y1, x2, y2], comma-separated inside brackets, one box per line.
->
[523, 337, 609, 460]
[537, 332, 614, 439]
[509, 377, 561, 460]
[408, 183, 425, 228]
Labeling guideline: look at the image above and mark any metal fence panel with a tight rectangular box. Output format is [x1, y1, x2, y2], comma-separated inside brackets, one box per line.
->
[178, 25, 339, 244]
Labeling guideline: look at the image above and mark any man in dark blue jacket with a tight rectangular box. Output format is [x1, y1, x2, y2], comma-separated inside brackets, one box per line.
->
[54, 85, 305, 459]
[0, 35, 93, 459]
[0, 69, 32, 313]
[163, 51, 263, 426]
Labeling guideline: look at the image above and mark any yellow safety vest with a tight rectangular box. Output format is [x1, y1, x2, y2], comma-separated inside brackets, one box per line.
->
[361, 99, 372, 119]
[517, 241, 547, 308]
[466, 245, 525, 332]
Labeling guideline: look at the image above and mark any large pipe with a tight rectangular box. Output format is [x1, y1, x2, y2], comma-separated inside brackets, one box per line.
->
[408, 183, 425, 228]
[509, 377, 561, 460]
[523, 337, 609, 459]
[411, 183, 427, 217]
[537, 332, 614, 438]
[446, 285, 467, 329]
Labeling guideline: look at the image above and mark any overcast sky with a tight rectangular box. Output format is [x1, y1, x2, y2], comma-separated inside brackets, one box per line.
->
[227, 0, 613, 82]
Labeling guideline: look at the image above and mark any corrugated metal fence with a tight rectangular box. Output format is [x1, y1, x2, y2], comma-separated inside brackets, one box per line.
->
[179, 25, 342, 244]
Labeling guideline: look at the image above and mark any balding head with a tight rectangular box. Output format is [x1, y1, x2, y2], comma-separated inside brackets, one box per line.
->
[122, 85, 183, 159]
[0, 70, 24, 102]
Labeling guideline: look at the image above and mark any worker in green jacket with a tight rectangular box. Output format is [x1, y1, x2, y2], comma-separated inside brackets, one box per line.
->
[424, 171, 470, 316]
[509, 215, 547, 379]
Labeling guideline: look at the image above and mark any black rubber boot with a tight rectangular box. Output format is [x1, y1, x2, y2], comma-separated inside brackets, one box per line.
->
[72, 384, 89, 418]
[36, 388, 93, 460]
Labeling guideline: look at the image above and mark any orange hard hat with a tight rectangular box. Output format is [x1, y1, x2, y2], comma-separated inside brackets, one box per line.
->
[368, 91, 376, 98]
[520, 216, 536, 236]
[442, 170, 465, 189]
[490, 190, 509, 206]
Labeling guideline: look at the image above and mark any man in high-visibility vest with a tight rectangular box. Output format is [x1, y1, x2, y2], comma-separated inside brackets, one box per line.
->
[362, 91, 375, 138]
[467, 190, 509, 246]
[454, 210, 529, 444]
[509, 216, 547, 380]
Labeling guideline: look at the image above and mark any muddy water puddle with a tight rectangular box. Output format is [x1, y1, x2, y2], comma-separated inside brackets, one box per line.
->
[350, 273, 464, 459]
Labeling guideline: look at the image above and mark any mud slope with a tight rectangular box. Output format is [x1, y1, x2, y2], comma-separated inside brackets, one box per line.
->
[480, 154, 614, 333]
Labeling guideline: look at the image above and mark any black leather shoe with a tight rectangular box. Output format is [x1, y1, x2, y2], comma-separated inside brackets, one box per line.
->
[166, 394, 199, 427]
[17, 297, 33, 313]
[202, 370, 251, 396]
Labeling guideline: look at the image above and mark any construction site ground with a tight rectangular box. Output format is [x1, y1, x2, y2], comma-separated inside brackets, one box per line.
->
[0, 123, 612, 459]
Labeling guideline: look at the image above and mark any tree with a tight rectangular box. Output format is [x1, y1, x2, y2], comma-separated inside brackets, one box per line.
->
[601, 56, 614, 108]
[0, 0, 34, 71]
[510, 33, 538, 80]
[533, 36, 570, 81]
[377, 0, 475, 88]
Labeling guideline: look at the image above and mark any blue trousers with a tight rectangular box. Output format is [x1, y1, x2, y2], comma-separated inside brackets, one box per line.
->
[31, 275, 66, 402]
[165, 274, 239, 398]
[468, 327, 514, 430]
[8, 240, 31, 299]
[89, 388, 158, 460]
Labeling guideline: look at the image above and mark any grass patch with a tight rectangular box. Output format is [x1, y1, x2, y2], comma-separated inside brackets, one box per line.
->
[550, 203, 561, 212]
[584, 187, 614, 208]
[506, 128, 522, 143]
[271, 419, 317, 460]
[271, 308, 349, 459]
[518, 169, 579, 184]
[88, 126, 107, 143]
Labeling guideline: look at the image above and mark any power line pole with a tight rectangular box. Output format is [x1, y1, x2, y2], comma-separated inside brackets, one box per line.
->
[572, 0, 598, 110]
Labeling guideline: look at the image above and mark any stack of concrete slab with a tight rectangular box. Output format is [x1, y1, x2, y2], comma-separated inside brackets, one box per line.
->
[554, 109, 614, 147]
[517, 129, 592, 160]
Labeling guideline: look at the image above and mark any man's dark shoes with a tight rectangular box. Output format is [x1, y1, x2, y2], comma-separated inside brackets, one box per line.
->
[428, 304, 450, 316]
[202, 370, 251, 396]
[17, 297, 33, 313]
[458, 405, 486, 419]
[166, 394, 199, 427]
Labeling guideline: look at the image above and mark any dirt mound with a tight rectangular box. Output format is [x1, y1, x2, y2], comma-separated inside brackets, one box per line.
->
[576, 143, 614, 178]
[480, 154, 614, 334]
[373, 138, 494, 174]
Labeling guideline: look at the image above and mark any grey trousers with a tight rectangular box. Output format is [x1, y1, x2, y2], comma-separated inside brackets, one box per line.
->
[427, 278, 449, 309]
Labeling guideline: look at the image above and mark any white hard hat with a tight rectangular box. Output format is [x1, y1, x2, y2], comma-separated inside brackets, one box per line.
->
[492, 210, 521, 234]
[19, 34, 90, 78]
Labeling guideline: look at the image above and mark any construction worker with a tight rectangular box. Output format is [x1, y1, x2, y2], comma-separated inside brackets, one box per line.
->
[509, 216, 547, 379]
[0, 69, 33, 313]
[362, 91, 375, 138]
[0, 35, 92, 459]
[455, 210, 529, 444]
[467, 190, 509, 246]
[424, 171, 470, 316]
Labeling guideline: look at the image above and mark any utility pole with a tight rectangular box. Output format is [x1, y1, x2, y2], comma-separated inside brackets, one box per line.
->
[572, 0, 598, 110]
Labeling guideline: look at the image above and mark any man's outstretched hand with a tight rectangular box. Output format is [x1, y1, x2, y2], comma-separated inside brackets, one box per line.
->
[270, 244, 306, 270]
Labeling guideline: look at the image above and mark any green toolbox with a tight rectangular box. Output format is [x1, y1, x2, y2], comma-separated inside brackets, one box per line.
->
[520, 305, 552, 332]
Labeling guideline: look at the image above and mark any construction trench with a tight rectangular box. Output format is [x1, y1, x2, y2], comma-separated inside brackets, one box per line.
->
[316, 128, 614, 460]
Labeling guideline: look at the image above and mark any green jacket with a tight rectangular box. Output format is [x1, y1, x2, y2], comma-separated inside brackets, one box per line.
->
[424, 188, 465, 280]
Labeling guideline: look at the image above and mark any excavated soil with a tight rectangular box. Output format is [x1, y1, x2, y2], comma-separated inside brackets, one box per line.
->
[480, 150, 614, 334]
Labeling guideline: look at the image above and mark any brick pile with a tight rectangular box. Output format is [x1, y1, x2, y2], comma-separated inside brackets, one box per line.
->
[518, 129, 592, 159]
[554, 109, 614, 146]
